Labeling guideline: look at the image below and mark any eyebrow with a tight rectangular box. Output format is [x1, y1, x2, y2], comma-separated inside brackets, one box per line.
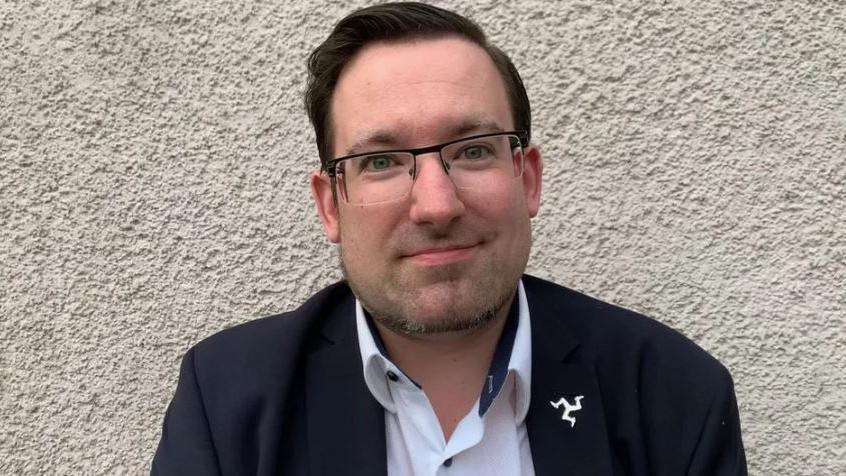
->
[343, 118, 505, 156]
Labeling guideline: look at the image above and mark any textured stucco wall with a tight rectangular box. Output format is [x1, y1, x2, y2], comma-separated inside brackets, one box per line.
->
[1, 0, 843, 474]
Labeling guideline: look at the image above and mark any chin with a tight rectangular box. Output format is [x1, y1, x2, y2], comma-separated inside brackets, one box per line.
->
[376, 304, 500, 336]
[345, 253, 526, 336]
[375, 285, 512, 336]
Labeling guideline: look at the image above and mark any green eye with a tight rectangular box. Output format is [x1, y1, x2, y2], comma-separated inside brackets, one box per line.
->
[364, 154, 394, 171]
[466, 147, 483, 159]
[461, 145, 492, 160]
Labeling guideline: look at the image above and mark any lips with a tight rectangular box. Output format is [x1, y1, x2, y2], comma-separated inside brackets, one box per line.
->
[403, 243, 479, 266]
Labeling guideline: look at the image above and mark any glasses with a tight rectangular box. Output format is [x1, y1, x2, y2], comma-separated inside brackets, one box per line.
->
[324, 131, 528, 205]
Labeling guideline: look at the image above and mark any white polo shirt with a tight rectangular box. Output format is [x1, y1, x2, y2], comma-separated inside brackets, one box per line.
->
[356, 280, 535, 476]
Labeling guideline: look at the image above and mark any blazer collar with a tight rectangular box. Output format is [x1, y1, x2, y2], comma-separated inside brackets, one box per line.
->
[303, 289, 388, 476]
[524, 277, 615, 475]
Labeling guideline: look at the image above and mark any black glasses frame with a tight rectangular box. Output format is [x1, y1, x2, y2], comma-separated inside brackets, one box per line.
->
[323, 130, 529, 176]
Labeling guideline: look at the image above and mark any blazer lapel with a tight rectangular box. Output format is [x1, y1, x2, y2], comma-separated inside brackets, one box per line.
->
[304, 296, 387, 476]
[526, 284, 615, 476]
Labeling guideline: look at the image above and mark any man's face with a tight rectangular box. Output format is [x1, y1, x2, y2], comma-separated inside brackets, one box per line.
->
[311, 37, 542, 335]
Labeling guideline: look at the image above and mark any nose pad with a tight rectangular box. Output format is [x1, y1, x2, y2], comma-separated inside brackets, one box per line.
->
[408, 160, 465, 224]
[408, 154, 464, 212]
[411, 154, 455, 187]
[409, 154, 452, 181]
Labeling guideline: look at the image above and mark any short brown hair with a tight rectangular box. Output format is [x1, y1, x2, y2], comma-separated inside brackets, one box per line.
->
[305, 2, 531, 168]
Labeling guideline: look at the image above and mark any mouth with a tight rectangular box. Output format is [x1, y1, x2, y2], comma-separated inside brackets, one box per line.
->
[403, 243, 480, 266]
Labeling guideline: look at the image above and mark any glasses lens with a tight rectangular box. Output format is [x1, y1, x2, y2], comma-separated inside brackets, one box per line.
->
[441, 134, 523, 189]
[338, 152, 415, 204]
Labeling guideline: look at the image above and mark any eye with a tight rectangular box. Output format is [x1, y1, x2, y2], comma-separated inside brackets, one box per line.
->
[459, 144, 495, 161]
[361, 154, 396, 171]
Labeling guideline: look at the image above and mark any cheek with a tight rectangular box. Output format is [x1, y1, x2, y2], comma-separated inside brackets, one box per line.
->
[337, 207, 399, 261]
[465, 181, 528, 220]
[478, 188, 533, 252]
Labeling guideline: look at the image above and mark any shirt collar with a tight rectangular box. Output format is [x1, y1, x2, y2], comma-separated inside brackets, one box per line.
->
[355, 300, 399, 412]
[356, 279, 532, 423]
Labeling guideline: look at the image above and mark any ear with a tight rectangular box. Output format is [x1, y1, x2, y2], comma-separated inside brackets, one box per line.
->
[310, 170, 341, 243]
[521, 144, 543, 217]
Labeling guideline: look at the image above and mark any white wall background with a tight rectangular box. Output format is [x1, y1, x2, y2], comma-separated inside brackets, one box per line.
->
[2, 0, 844, 474]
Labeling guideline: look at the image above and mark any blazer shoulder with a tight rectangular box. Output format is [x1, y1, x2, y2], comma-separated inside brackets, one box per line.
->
[523, 274, 730, 384]
[189, 281, 354, 379]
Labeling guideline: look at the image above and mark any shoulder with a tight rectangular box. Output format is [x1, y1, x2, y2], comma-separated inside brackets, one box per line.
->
[523, 275, 746, 471]
[523, 274, 731, 387]
[188, 281, 354, 384]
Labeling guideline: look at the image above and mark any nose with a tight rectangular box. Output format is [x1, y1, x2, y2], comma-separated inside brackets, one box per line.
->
[408, 153, 465, 227]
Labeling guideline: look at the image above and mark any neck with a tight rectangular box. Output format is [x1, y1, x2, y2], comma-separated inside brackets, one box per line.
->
[373, 294, 515, 440]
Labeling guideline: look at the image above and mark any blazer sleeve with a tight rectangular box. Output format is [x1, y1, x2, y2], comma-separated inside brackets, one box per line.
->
[151, 348, 222, 476]
[686, 367, 748, 476]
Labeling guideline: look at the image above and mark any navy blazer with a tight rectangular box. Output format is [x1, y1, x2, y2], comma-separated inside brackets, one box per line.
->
[152, 275, 746, 475]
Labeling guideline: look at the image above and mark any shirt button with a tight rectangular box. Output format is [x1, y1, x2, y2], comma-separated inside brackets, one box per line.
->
[443, 457, 453, 467]
[386, 370, 399, 382]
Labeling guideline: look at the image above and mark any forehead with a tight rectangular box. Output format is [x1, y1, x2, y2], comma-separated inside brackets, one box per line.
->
[329, 37, 513, 155]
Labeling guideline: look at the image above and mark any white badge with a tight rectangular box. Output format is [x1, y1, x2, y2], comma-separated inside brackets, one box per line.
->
[550, 395, 584, 427]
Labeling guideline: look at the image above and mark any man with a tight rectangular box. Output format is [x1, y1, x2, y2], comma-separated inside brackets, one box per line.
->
[152, 3, 746, 475]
